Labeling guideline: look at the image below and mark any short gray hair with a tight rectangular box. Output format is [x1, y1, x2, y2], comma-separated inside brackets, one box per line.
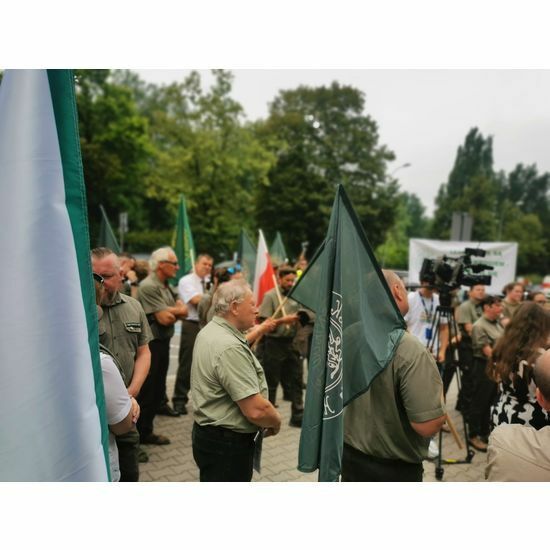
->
[213, 280, 252, 316]
[150, 247, 175, 271]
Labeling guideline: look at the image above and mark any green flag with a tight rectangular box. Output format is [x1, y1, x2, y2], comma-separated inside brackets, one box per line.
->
[270, 231, 288, 266]
[98, 204, 121, 254]
[289, 185, 406, 482]
[237, 228, 256, 284]
[172, 194, 196, 282]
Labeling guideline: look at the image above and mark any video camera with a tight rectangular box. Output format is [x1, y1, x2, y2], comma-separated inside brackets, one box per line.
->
[419, 248, 493, 306]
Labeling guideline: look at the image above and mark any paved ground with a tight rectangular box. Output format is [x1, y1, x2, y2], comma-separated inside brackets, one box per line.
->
[140, 331, 487, 482]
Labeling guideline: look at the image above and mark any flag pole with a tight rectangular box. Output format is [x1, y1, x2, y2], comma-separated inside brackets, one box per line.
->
[271, 274, 288, 316]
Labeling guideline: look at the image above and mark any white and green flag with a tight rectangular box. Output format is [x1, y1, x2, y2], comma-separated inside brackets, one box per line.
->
[0, 70, 110, 481]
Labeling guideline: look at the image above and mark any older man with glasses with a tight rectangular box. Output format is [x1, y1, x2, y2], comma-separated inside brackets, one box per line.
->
[136, 247, 188, 446]
[91, 247, 153, 481]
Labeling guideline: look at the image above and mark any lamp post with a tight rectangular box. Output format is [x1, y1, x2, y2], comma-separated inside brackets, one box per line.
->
[390, 162, 411, 177]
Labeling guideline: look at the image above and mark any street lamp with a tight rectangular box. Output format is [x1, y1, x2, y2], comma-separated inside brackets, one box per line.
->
[390, 162, 411, 177]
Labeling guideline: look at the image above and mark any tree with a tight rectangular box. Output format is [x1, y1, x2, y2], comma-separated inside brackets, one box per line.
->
[75, 70, 155, 243]
[136, 70, 276, 257]
[431, 128, 499, 240]
[256, 82, 398, 256]
[376, 192, 430, 269]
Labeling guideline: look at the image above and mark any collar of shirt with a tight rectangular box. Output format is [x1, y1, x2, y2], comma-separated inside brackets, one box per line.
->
[102, 290, 126, 307]
[212, 315, 248, 344]
[151, 271, 168, 287]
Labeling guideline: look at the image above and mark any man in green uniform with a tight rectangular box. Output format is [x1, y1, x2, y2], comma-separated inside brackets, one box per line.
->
[191, 279, 281, 482]
[455, 284, 485, 413]
[137, 247, 188, 446]
[257, 266, 304, 426]
[501, 282, 524, 326]
[468, 295, 503, 451]
[342, 270, 446, 482]
[91, 247, 152, 481]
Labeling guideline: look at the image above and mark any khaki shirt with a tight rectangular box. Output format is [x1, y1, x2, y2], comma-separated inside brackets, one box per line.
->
[191, 316, 268, 433]
[456, 299, 483, 339]
[471, 316, 504, 358]
[98, 291, 153, 385]
[502, 300, 521, 321]
[258, 287, 300, 339]
[137, 272, 178, 340]
[344, 332, 445, 464]
[486, 424, 550, 481]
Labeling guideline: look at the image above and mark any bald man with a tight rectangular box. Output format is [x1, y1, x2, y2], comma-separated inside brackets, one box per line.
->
[486, 349, 550, 481]
[342, 270, 446, 482]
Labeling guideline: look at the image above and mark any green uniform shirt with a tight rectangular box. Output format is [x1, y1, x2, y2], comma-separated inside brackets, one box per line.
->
[471, 316, 504, 359]
[344, 332, 445, 464]
[137, 272, 177, 340]
[98, 291, 153, 386]
[258, 287, 300, 339]
[456, 298, 483, 338]
[191, 316, 268, 433]
[502, 300, 521, 321]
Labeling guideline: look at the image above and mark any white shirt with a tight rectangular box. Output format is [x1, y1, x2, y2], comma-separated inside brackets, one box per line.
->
[178, 272, 205, 321]
[100, 352, 132, 482]
[404, 291, 447, 348]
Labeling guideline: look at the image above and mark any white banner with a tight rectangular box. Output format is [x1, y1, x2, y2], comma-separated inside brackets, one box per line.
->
[408, 239, 518, 295]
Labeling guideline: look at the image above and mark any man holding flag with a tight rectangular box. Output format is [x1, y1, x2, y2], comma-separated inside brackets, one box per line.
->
[288, 185, 445, 481]
[342, 270, 446, 482]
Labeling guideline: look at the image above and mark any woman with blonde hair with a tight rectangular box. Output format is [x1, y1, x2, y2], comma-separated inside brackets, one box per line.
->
[489, 302, 550, 430]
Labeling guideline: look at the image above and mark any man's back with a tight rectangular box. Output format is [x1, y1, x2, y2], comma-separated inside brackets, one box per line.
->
[344, 332, 444, 464]
[486, 424, 550, 481]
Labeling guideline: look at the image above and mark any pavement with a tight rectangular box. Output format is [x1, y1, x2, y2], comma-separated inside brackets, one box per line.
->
[139, 331, 487, 482]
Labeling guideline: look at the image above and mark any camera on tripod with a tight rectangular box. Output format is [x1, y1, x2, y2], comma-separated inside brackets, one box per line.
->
[419, 248, 493, 306]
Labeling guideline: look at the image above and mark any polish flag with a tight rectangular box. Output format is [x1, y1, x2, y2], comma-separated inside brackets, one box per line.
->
[253, 229, 276, 306]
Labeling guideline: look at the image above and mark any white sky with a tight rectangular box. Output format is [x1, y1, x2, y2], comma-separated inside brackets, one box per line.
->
[138, 69, 550, 215]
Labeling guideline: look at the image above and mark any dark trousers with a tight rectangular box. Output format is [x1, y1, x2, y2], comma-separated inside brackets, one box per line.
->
[192, 423, 255, 482]
[466, 356, 497, 438]
[137, 338, 170, 438]
[342, 444, 423, 482]
[456, 342, 475, 413]
[262, 337, 303, 420]
[115, 427, 140, 482]
[173, 320, 200, 408]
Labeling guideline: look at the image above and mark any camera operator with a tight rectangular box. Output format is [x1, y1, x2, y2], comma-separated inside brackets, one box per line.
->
[467, 295, 503, 451]
[455, 284, 486, 414]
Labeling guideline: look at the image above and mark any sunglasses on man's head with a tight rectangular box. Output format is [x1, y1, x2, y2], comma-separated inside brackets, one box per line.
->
[92, 272, 104, 285]
[227, 264, 242, 275]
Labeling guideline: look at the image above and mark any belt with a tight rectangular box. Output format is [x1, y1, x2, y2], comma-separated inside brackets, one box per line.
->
[194, 422, 256, 442]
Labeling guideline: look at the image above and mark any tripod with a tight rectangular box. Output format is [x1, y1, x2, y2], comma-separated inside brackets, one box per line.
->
[426, 296, 475, 481]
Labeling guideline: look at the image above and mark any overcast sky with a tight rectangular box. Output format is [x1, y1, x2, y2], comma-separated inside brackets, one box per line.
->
[138, 69, 550, 215]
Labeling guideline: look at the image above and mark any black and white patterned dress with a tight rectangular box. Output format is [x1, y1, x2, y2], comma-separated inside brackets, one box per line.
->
[491, 357, 550, 430]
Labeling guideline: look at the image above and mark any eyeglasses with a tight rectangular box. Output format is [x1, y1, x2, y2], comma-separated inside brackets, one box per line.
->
[161, 260, 179, 266]
[92, 272, 104, 285]
[227, 265, 242, 275]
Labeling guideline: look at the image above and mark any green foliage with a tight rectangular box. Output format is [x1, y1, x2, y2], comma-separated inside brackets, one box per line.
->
[256, 82, 398, 255]
[75, 70, 155, 243]
[431, 128, 499, 240]
[124, 230, 173, 253]
[431, 127, 549, 275]
[376, 192, 430, 269]
[136, 70, 276, 257]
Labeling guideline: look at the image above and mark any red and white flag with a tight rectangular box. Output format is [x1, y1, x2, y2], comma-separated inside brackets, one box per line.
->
[253, 229, 276, 306]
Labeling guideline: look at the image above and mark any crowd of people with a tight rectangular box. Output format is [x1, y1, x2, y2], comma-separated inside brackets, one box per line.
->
[91, 245, 550, 482]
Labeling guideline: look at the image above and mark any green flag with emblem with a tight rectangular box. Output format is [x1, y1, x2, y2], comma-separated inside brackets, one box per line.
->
[172, 194, 196, 282]
[288, 184, 406, 482]
[98, 204, 121, 254]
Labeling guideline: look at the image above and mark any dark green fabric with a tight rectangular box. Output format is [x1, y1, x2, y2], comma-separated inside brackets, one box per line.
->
[47, 69, 110, 479]
[288, 185, 406, 482]
[97, 204, 121, 253]
[237, 228, 256, 284]
[270, 231, 288, 266]
[172, 194, 196, 283]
